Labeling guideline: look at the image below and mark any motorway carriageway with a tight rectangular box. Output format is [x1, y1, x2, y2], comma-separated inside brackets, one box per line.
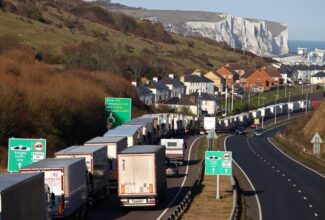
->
[87, 135, 204, 220]
[225, 124, 325, 220]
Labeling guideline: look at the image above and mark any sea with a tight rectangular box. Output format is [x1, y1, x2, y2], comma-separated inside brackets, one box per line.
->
[289, 40, 325, 54]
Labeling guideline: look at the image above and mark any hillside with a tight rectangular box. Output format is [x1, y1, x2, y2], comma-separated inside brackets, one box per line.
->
[103, 2, 289, 56]
[0, 0, 270, 79]
[282, 101, 325, 159]
[0, 38, 149, 169]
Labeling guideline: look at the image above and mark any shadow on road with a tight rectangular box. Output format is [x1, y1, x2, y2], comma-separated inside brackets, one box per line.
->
[241, 190, 264, 197]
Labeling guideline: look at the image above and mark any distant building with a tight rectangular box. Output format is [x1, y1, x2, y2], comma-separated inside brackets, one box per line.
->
[132, 82, 154, 105]
[189, 92, 220, 115]
[310, 72, 325, 85]
[158, 96, 198, 115]
[240, 67, 282, 91]
[216, 65, 240, 86]
[204, 71, 226, 93]
[160, 74, 186, 98]
[148, 77, 170, 102]
[181, 70, 214, 95]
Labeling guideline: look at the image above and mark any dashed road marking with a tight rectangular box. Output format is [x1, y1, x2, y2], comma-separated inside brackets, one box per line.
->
[309, 204, 313, 208]
[293, 184, 296, 187]
[288, 179, 291, 182]
[298, 190, 302, 193]
[314, 213, 318, 217]
[303, 196, 307, 200]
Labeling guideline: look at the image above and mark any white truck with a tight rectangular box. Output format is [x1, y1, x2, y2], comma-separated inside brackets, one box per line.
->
[118, 145, 166, 207]
[85, 136, 127, 188]
[20, 158, 88, 219]
[54, 145, 110, 201]
[0, 173, 48, 220]
[160, 139, 186, 164]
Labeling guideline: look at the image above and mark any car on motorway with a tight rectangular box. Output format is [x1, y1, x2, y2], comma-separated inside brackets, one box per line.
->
[254, 127, 264, 136]
[235, 126, 246, 135]
[166, 159, 179, 177]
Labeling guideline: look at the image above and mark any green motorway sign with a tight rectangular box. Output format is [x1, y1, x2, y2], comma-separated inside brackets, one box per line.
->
[105, 97, 132, 128]
[205, 151, 232, 176]
[8, 138, 47, 172]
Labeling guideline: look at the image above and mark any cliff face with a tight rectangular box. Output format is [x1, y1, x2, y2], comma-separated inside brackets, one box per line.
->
[182, 14, 289, 56]
[106, 7, 289, 56]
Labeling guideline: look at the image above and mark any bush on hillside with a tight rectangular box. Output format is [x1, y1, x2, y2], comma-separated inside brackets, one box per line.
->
[0, 46, 148, 156]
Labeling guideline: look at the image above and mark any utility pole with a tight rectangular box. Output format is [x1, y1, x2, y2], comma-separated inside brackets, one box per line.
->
[225, 87, 228, 116]
[231, 84, 234, 112]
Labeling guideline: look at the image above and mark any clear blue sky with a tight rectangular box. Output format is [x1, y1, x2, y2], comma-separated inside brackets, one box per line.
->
[111, 0, 325, 41]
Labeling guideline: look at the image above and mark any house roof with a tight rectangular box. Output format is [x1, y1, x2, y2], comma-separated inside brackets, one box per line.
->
[262, 68, 282, 77]
[217, 66, 238, 76]
[183, 74, 213, 83]
[160, 77, 185, 87]
[136, 85, 153, 95]
[312, 72, 325, 78]
[189, 92, 219, 101]
[162, 96, 196, 106]
[148, 80, 169, 90]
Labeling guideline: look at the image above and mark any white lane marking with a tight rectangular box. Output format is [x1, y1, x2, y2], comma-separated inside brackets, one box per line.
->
[156, 136, 203, 220]
[314, 213, 318, 217]
[282, 174, 286, 177]
[293, 184, 296, 187]
[226, 136, 263, 220]
[309, 204, 313, 208]
[277, 170, 280, 173]
[303, 196, 307, 200]
[288, 179, 291, 182]
[267, 138, 325, 179]
[298, 190, 302, 193]
[272, 166, 275, 169]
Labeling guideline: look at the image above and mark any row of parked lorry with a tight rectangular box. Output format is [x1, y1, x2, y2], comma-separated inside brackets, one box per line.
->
[217, 100, 312, 131]
[0, 113, 194, 220]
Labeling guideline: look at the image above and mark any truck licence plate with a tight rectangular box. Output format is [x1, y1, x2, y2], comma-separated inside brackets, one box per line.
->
[129, 199, 147, 204]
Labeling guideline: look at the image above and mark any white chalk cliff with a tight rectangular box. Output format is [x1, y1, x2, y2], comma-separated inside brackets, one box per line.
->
[108, 7, 289, 56]
[181, 14, 289, 56]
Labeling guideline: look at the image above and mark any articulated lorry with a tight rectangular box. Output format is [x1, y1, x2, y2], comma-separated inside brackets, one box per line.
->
[118, 145, 166, 207]
[0, 173, 48, 220]
[160, 139, 186, 164]
[20, 158, 88, 219]
[54, 145, 110, 201]
[85, 136, 127, 188]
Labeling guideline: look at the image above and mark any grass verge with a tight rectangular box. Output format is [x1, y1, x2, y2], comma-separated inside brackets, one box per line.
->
[182, 135, 234, 220]
[271, 134, 325, 176]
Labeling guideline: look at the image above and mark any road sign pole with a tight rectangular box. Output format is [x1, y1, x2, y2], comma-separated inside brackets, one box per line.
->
[216, 175, 220, 200]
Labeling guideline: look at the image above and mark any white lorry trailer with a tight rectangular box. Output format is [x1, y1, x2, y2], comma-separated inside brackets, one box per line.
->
[20, 158, 88, 219]
[160, 139, 186, 164]
[0, 173, 48, 220]
[54, 145, 110, 201]
[85, 136, 127, 188]
[118, 145, 166, 207]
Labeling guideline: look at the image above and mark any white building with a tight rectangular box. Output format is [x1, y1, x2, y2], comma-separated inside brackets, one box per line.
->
[160, 74, 186, 98]
[310, 72, 325, 85]
[180, 71, 214, 95]
[148, 77, 170, 102]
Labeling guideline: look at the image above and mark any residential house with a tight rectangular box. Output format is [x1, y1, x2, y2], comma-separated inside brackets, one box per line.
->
[189, 92, 220, 115]
[181, 70, 214, 95]
[132, 82, 154, 105]
[240, 69, 274, 92]
[204, 71, 226, 93]
[217, 65, 240, 86]
[262, 68, 283, 86]
[160, 74, 186, 98]
[148, 77, 170, 102]
[310, 72, 325, 85]
[157, 96, 198, 115]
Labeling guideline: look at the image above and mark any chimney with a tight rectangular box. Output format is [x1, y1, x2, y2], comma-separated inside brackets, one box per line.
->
[168, 74, 174, 79]
[180, 76, 185, 82]
[153, 77, 158, 82]
[131, 81, 137, 86]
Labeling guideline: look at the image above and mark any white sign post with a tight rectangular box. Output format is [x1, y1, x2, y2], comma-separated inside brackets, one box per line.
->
[311, 132, 323, 157]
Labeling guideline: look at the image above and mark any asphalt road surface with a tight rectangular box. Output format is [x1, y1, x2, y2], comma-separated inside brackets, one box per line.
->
[226, 124, 325, 220]
[86, 135, 204, 220]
